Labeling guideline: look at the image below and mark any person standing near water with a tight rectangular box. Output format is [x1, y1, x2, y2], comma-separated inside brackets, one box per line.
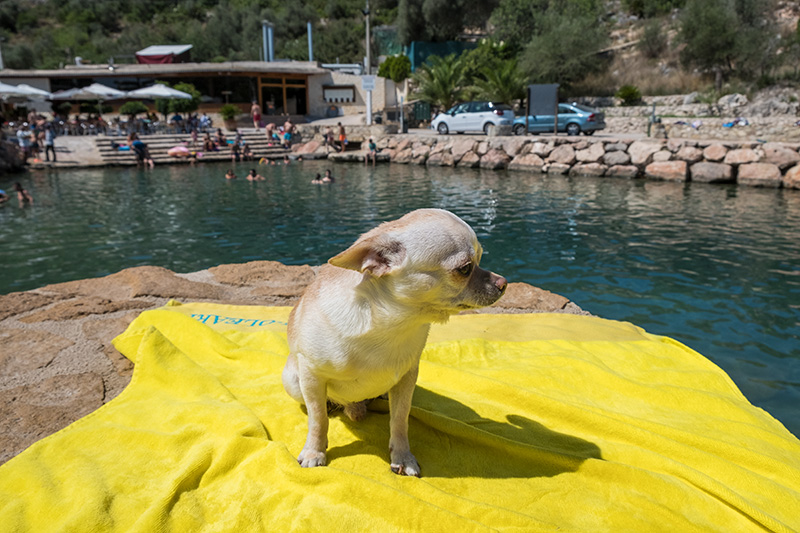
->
[337, 122, 347, 152]
[251, 101, 262, 129]
[44, 123, 57, 162]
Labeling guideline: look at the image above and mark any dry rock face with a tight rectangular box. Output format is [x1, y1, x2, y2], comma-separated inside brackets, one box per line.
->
[0, 261, 586, 465]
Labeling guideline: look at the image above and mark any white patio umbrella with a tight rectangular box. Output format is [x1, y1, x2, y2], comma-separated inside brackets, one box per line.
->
[50, 83, 126, 101]
[13, 84, 52, 100]
[0, 81, 35, 99]
[126, 84, 193, 100]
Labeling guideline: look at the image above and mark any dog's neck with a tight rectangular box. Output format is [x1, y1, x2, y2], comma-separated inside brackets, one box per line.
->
[354, 276, 451, 330]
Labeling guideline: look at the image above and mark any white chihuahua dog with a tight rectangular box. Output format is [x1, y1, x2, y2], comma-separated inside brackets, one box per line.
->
[283, 208, 507, 476]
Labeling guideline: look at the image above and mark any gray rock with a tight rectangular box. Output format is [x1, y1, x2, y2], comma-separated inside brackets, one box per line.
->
[690, 162, 734, 183]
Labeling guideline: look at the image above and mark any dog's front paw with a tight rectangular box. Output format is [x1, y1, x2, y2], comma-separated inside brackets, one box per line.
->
[298, 449, 327, 468]
[390, 452, 421, 477]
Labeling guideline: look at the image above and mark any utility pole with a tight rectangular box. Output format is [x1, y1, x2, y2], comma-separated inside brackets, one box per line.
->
[365, 0, 370, 75]
[364, 0, 372, 125]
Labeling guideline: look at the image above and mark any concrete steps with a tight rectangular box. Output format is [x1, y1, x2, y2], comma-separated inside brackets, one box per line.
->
[95, 128, 291, 166]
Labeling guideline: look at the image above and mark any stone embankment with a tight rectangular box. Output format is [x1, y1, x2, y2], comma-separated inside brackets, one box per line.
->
[0, 261, 584, 465]
[295, 132, 800, 189]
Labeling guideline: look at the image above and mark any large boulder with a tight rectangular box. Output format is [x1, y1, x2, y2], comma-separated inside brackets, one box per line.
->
[783, 164, 800, 189]
[675, 146, 703, 163]
[703, 144, 728, 162]
[763, 143, 800, 170]
[605, 165, 639, 179]
[603, 150, 631, 166]
[569, 163, 606, 177]
[690, 162, 734, 183]
[644, 160, 687, 181]
[724, 148, 762, 165]
[628, 141, 662, 165]
[479, 148, 511, 170]
[426, 151, 455, 167]
[546, 163, 571, 175]
[509, 153, 545, 172]
[737, 163, 782, 187]
[450, 139, 477, 162]
[457, 151, 480, 168]
[575, 142, 605, 163]
[530, 142, 553, 157]
[547, 145, 576, 165]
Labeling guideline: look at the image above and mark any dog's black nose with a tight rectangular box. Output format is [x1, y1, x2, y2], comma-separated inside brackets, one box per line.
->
[494, 275, 508, 294]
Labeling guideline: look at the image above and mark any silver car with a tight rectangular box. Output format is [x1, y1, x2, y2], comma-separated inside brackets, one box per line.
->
[431, 101, 515, 135]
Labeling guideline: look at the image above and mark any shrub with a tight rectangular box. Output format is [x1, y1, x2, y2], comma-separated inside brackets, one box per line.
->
[219, 104, 240, 121]
[118, 101, 149, 117]
[616, 85, 643, 106]
[377, 55, 411, 84]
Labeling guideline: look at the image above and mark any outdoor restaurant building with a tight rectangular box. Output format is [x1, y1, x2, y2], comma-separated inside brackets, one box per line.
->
[0, 51, 398, 121]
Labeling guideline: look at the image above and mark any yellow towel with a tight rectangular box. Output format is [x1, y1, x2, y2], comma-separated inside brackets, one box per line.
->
[1, 301, 798, 532]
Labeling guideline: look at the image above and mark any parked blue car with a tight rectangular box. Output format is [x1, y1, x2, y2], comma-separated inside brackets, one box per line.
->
[513, 103, 605, 136]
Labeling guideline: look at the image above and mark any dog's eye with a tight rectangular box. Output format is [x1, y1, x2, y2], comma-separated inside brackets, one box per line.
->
[457, 263, 473, 277]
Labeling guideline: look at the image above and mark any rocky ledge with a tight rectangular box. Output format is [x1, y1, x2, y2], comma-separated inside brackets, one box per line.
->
[293, 133, 800, 189]
[0, 261, 584, 465]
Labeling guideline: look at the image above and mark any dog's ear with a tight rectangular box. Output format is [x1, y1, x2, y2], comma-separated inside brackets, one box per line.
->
[329, 235, 405, 277]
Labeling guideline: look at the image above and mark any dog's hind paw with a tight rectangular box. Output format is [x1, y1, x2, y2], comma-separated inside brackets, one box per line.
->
[298, 450, 327, 468]
[344, 400, 368, 422]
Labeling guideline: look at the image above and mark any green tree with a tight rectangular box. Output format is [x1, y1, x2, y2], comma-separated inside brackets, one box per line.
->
[519, 8, 609, 89]
[678, 0, 740, 91]
[460, 39, 515, 84]
[489, 0, 550, 53]
[411, 54, 466, 110]
[397, 0, 498, 45]
[470, 59, 527, 105]
[490, 0, 603, 53]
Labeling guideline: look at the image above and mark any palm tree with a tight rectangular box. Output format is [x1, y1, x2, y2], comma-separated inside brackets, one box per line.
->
[471, 58, 528, 106]
[411, 54, 466, 111]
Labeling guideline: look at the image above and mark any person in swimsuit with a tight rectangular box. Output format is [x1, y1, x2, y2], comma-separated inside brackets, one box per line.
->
[250, 101, 262, 128]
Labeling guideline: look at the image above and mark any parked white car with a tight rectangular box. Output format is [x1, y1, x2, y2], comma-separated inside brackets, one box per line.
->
[431, 101, 515, 135]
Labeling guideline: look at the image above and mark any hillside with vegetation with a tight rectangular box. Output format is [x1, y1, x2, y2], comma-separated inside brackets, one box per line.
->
[1, 0, 798, 106]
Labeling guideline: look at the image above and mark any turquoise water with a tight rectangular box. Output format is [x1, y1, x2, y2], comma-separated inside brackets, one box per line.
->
[2, 161, 799, 435]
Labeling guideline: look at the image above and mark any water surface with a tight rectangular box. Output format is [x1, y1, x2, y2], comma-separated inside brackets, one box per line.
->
[2, 161, 798, 435]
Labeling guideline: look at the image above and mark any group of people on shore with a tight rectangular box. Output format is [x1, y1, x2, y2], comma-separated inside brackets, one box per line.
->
[5, 110, 59, 164]
[0, 182, 34, 207]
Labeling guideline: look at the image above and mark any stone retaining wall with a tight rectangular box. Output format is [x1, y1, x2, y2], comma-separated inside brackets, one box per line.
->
[303, 134, 800, 189]
[605, 117, 800, 142]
